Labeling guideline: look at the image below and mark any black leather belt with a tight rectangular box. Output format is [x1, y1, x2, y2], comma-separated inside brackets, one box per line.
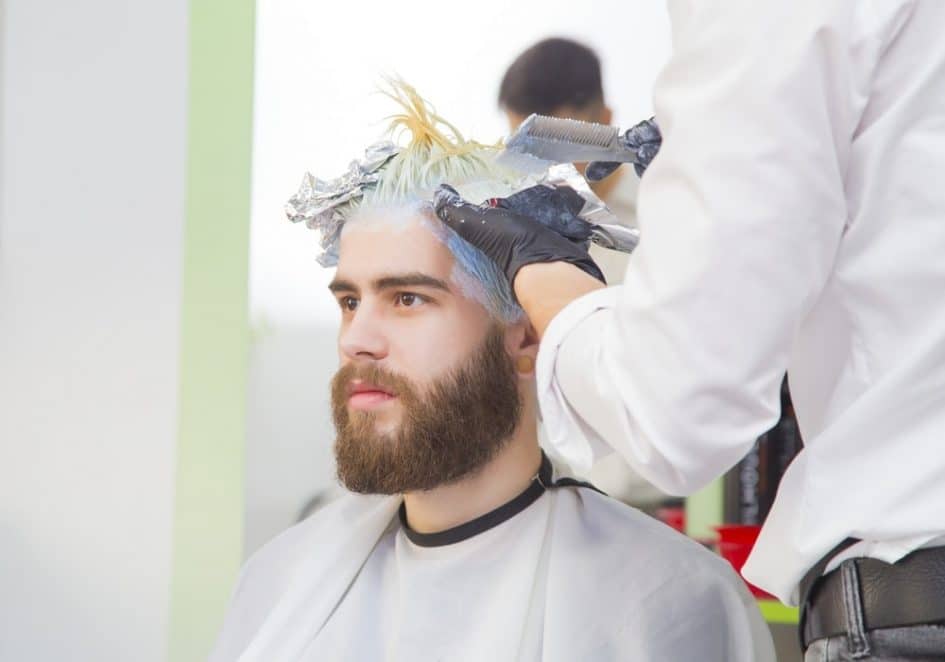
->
[800, 544, 945, 649]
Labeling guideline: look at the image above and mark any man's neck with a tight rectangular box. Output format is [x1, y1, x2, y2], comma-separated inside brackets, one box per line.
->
[402, 417, 542, 535]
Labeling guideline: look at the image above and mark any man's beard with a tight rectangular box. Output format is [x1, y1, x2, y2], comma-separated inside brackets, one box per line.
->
[330, 326, 523, 494]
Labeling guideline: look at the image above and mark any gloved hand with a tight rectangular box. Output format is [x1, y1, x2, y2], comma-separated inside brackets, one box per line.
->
[433, 184, 606, 289]
[586, 117, 661, 181]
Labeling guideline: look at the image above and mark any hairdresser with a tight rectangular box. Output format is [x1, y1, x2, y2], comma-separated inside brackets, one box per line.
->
[435, 3, 945, 660]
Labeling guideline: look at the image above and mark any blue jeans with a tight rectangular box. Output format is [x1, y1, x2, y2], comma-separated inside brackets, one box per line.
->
[804, 624, 945, 661]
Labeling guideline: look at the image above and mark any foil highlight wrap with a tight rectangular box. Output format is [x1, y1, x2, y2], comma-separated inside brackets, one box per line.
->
[287, 144, 638, 265]
[285, 141, 398, 266]
[529, 163, 639, 254]
[536, 163, 619, 229]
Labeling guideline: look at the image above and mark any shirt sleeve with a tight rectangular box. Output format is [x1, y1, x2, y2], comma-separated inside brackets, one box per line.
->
[536, 0, 913, 495]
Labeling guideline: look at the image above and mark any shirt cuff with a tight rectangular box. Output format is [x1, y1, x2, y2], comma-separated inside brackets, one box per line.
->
[536, 286, 621, 474]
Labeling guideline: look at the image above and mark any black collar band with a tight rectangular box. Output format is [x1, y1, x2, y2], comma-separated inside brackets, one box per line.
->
[398, 452, 555, 548]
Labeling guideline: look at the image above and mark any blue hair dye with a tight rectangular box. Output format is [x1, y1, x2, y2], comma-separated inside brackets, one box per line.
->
[443, 226, 524, 325]
[346, 200, 524, 325]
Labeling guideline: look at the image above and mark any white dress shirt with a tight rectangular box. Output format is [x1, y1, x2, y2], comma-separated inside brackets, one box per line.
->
[536, 0, 945, 604]
[585, 172, 672, 506]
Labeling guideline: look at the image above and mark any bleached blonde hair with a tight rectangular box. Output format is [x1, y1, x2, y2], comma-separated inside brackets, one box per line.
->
[352, 80, 524, 323]
[357, 79, 516, 201]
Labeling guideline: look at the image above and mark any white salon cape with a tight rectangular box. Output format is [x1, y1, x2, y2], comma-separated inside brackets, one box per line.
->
[209, 461, 774, 661]
[536, 0, 945, 605]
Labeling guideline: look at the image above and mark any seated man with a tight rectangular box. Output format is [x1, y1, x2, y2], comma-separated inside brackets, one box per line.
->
[209, 82, 774, 662]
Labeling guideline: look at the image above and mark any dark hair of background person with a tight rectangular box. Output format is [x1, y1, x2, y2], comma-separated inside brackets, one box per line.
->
[498, 37, 604, 115]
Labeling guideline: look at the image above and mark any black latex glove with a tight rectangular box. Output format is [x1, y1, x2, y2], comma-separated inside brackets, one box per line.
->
[586, 117, 662, 181]
[497, 184, 593, 242]
[433, 184, 606, 290]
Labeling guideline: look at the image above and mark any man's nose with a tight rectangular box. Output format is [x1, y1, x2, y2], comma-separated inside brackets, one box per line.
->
[338, 305, 389, 361]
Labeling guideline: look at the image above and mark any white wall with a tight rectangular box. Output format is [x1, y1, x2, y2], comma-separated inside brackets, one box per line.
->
[244, 325, 340, 554]
[0, 1, 188, 660]
[246, 0, 671, 555]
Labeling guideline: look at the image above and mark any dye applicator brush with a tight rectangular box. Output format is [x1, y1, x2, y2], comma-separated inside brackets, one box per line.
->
[497, 114, 641, 176]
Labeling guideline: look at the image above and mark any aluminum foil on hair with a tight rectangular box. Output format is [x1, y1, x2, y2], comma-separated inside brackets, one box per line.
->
[534, 163, 616, 226]
[284, 141, 398, 266]
[520, 163, 640, 254]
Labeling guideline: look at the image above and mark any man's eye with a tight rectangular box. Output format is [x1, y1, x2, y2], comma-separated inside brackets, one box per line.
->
[396, 292, 426, 308]
[339, 296, 359, 311]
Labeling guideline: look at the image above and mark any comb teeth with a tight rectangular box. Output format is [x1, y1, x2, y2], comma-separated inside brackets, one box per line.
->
[524, 115, 619, 149]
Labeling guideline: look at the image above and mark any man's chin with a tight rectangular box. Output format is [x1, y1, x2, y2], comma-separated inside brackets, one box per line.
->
[348, 408, 403, 438]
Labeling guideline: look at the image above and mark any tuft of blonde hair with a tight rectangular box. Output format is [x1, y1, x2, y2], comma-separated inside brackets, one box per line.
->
[367, 78, 516, 203]
[345, 79, 525, 323]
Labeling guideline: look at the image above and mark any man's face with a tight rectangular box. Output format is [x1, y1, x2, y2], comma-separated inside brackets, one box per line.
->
[328, 211, 524, 494]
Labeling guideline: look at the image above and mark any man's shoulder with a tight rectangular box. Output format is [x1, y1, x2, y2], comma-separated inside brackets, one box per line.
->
[210, 494, 400, 661]
[552, 485, 738, 586]
[547, 487, 772, 661]
[237, 493, 398, 599]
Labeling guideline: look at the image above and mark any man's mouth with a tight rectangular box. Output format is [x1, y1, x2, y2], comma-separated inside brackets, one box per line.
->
[347, 380, 397, 410]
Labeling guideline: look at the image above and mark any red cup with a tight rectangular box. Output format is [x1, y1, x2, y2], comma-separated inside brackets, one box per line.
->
[714, 524, 775, 599]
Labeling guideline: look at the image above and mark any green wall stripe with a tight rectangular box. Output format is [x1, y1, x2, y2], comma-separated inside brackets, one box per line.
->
[167, 0, 256, 659]
[685, 477, 724, 541]
[758, 600, 800, 625]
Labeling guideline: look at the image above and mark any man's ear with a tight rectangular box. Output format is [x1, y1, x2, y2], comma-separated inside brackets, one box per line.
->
[505, 319, 540, 377]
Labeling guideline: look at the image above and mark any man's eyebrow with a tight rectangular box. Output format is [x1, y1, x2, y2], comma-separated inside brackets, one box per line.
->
[373, 273, 451, 293]
[327, 278, 358, 293]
